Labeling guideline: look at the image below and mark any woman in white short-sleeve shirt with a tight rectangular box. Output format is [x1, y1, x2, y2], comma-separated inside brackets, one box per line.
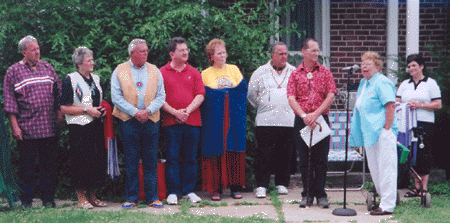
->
[396, 53, 442, 197]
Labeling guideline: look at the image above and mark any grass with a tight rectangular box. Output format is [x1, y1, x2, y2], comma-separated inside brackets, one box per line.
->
[198, 200, 228, 207]
[268, 190, 284, 223]
[0, 207, 277, 223]
[393, 195, 450, 223]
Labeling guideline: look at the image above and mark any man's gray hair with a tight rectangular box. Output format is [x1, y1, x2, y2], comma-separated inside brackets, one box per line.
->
[18, 35, 37, 52]
[128, 38, 147, 55]
[270, 42, 286, 54]
[72, 46, 93, 69]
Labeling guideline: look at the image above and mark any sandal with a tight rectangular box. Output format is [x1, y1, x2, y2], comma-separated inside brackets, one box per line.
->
[78, 200, 94, 209]
[149, 200, 164, 208]
[404, 189, 420, 198]
[231, 192, 243, 199]
[211, 192, 222, 201]
[90, 198, 107, 207]
[122, 202, 136, 209]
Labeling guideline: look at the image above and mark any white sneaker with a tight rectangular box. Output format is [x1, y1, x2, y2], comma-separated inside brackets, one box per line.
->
[183, 192, 201, 203]
[276, 185, 288, 195]
[167, 194, 178, 205]
[255, 187, 267, 198]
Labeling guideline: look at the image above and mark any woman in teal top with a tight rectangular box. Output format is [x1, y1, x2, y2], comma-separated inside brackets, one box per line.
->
[349, 51, 398, 216]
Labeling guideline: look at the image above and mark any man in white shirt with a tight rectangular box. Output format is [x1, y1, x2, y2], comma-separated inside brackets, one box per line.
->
[248, 42, 296, 198]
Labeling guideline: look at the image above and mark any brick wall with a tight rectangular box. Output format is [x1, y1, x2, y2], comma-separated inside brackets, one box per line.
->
[330, 0, 449, 109]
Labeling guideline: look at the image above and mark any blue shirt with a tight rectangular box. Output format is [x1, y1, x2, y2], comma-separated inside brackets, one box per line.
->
[349, 72, 398, 147]
[111, 60, 165, 117]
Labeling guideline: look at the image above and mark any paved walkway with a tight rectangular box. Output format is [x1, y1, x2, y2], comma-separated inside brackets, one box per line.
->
[36, 184, 405, 223]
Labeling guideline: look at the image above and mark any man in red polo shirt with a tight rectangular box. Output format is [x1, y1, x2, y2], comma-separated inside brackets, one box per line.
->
[160, 37, 205, 205]
[287, 38, 337, 208]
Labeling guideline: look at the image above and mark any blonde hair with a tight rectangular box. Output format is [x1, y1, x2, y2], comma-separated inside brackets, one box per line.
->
[361, 51, 383, 69]
[206, 38, 226, 64]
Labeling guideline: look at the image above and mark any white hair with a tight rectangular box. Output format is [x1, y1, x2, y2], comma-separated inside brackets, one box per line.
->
[18, 35, 37, 51]
[128, 39, 147, 55]
[72, 46, 93, 69]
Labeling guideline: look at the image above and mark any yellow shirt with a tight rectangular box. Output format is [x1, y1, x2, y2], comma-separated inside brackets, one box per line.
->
[201, 64, 243, 89]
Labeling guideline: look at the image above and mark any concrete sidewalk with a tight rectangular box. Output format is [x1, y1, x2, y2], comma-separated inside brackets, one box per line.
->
[46, 184, 402, 223]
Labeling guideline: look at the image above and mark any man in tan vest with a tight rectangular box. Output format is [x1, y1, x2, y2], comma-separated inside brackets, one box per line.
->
[111, 38, 166, 209]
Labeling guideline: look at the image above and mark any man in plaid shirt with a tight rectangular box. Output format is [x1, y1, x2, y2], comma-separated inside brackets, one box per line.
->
[3, 35, 62, 208]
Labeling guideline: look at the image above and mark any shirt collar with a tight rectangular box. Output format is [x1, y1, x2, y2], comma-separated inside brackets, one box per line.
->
[130, 60, 145, 70]
[408, 76, 429, 83]
[166, 61, 189, 72]
[298, 61, 320, 72]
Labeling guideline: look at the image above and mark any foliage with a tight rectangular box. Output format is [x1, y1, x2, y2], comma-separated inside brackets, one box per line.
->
[0, 0, 302, 199]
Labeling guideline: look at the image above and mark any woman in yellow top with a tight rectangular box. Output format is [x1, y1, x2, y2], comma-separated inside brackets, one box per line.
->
[200, 39, 247, 201]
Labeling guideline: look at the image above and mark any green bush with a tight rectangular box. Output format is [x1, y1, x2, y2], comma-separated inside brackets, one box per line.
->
[1, 0, 301, 199]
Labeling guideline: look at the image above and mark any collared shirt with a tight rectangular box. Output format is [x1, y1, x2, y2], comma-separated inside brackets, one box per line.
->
[286, 62, 337, 114]
[349, 72, 399, 147]
[111, 60, 165, 117]
[396, 76, 441, 123]
[3, 60, 62, 139]
[248, 60, 295, 127]
[160, 61, 205, 127]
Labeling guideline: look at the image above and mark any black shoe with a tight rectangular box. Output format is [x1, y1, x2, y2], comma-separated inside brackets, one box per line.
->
[43, 200, 56, 208]
[370, 207, 393, 215]
[317, 197, 329, 208]
[299, 197, 313, 208]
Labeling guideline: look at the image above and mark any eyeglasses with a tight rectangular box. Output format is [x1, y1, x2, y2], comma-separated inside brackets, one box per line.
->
[361, 62, 374, 66]
[306, 49, 321, 54]
[176, 48, 190, 53]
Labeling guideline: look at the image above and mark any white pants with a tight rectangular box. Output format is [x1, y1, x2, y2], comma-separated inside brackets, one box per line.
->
[365, 128, 398, 212]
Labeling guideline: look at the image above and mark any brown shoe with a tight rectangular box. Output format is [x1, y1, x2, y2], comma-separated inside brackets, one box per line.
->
[370, 207, 393, 215]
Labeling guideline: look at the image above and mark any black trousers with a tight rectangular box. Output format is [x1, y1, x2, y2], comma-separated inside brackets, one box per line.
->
[68, 119, 106, 190]
[254, 126, 295, 188]
[17, 137, 59, 204]
[293, 115, 330, 199]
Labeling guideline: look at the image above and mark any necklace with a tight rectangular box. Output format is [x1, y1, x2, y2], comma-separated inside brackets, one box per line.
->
[79, 72, 96, 96]
[270, 68, 288, 89]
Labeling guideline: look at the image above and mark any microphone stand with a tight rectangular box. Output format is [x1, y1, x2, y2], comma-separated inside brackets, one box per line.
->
[332, 67, 357, 216]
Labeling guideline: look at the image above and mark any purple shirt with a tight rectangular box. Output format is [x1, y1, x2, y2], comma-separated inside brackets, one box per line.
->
[3, 61, 62, 139]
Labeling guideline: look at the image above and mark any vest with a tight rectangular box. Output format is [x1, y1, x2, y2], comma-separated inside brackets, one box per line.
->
[112, 61, 160, 122]
[65, 72, 103, 125]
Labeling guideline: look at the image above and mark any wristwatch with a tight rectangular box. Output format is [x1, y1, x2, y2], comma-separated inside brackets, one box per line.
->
[301, 113, 307, 118]
[83, 107, 88, 114]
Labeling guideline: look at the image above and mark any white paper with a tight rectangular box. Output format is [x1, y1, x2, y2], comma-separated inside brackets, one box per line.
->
[300, 115, 333, 147]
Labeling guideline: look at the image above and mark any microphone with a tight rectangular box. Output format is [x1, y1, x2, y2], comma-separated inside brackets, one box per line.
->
[342, 64, 360, 71]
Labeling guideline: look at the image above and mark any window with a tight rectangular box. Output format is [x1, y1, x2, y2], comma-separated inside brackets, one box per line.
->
[273, 0, 330, 67]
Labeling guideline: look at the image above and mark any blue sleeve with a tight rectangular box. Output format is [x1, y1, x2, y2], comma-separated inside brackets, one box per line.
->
[111, 67, 139, 116]
[146, 70, 166, 114]
[376, 78, 396, 106]
[60, 76, 74, 106]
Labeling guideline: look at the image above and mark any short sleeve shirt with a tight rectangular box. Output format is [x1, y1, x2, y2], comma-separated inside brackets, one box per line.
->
[3, 61, 62, 139]
[349, 73, 398, 147]
[160, 62, 205, 127]
[286, 62, 337, 114]
[201, 64, 243, 89]
[396, 76, 441, 123]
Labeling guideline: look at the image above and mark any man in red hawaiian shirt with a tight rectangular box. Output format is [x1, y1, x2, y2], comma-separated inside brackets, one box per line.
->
[287, 38, 337, 208]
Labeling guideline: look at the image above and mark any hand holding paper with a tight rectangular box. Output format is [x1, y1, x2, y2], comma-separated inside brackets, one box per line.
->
[300, 115, 332, 148]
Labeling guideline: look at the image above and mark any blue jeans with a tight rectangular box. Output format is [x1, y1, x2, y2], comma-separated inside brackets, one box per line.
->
[119, 119, 159, 203]
[294, 115, 330, 199]
[163, 125, 200, 195]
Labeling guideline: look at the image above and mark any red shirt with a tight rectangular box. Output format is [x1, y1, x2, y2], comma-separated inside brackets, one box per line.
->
[287, 62, 337, 114]
[160, 62, 205, 127]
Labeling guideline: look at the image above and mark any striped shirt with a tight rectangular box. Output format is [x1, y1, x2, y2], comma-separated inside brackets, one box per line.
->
[3, 61, 62, 139]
